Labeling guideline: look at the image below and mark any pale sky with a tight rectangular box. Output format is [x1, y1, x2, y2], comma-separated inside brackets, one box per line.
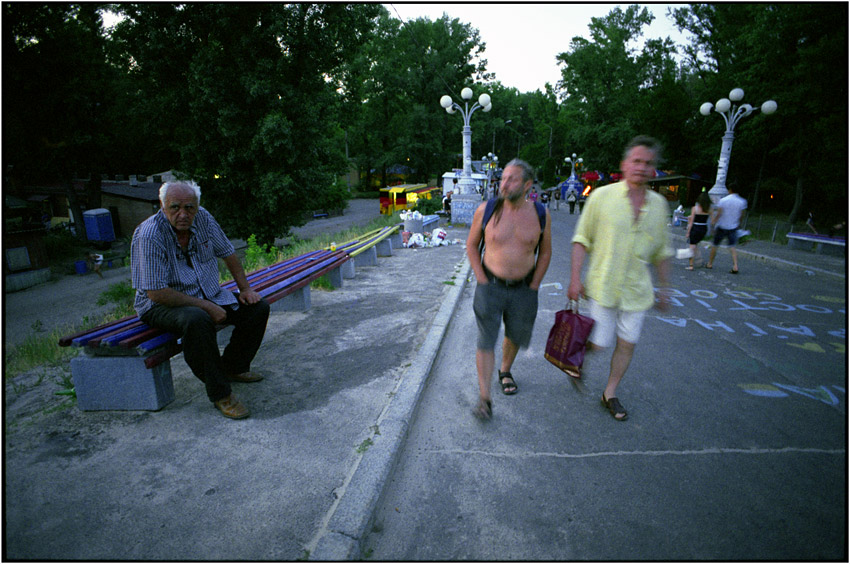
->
[386, 3, 692, 94]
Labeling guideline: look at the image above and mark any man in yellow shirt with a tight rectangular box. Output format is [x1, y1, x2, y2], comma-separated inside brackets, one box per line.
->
[568, 136, 672, 421]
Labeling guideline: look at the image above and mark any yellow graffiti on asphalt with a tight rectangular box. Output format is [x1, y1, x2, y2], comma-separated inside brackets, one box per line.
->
[788, 342, 825, 353]
[812, 295, 845, 303]
[785, 342, 846, 354]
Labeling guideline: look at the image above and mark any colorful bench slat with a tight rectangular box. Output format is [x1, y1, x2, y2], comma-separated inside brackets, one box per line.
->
[60, 249, 351, 368]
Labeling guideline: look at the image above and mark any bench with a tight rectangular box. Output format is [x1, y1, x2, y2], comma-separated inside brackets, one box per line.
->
[786, 232, 846, 256]
[58, 249, 350, 411]
[327, 224, 401, 278]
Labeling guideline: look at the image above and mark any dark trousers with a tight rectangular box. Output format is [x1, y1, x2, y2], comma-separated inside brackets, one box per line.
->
[141, 298, 270, 402]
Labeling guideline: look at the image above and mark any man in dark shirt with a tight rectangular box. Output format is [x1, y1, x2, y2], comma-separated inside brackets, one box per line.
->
[131, 181, 269, 419]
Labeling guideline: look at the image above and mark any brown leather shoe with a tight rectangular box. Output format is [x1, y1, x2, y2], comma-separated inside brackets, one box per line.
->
[227, 371, 264, 383]
[214, 394, 250, 419]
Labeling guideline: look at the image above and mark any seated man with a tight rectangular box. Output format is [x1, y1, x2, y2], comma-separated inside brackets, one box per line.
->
[131, 181, 270, 419]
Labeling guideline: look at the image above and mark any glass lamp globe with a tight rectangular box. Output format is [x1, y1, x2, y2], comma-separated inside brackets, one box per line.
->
[478, 93, 491, 107]
[761, 100, 778, 115]
[461, 87, 473, 100]
[729, 88, 745, 102]
[715, 98, 732, 113]
[440, 95, 453, 109]
[700, 102, 714, 116]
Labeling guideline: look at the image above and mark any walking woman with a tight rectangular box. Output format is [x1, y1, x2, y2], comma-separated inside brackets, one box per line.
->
[685, 190, 712, 270]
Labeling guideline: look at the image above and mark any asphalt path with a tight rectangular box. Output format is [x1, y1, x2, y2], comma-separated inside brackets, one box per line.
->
[363, 206, 846, 561]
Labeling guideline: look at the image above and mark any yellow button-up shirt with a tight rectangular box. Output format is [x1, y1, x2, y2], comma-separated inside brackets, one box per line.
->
[572, 181, 673, 311]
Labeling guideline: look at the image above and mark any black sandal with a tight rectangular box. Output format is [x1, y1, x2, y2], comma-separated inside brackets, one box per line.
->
[499, 371, 518, 395]
[473, 397, 492, 420]
[602, 394, 628, 421]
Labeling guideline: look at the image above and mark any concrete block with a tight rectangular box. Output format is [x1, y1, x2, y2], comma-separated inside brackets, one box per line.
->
[326, 264, 344, 288]
[389, 231, 402, 249]
[375, 238, 392, 257]
[71, 354, 174, 411]
[353, 246, 377, 267]
[341, 260, 355, 279]
[5, 268, 51, 293]
[271, 286, 311, 311]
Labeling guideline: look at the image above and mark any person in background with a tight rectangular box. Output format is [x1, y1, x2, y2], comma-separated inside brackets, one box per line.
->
[131, 181, 270, 420]
[566, 186, 578, 214]
[685, 190, 712, 270]
[706, 181, 747, 274]
[568, 136, 672, 421]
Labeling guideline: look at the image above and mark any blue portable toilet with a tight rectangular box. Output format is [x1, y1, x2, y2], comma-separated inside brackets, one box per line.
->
[83, 208, 116, 242]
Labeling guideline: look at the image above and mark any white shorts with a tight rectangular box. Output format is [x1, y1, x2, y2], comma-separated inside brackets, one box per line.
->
[587, 299, 647, 348]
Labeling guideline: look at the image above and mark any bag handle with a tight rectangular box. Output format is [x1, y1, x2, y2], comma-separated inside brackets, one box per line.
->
[567, 299, 579, 313]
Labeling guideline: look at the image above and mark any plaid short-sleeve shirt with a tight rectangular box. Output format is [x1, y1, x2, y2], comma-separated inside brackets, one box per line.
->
[131, 207, 237, 317]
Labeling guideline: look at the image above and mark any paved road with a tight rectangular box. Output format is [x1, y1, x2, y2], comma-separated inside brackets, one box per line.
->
[4, 198, 845, 561]
[363, 206, 846, 561]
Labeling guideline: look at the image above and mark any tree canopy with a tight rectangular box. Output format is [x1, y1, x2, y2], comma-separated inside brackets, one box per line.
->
[5, 3, 847, 241]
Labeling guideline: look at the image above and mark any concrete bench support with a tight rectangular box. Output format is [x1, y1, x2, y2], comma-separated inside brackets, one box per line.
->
[341, 260, 356, 279]
[72, 354, 174, 411]
[389, 231, 402, 249]
[271, 286, 311, 312]
[375, 238, 392, 257]
[353, 246, 378, 268]
[326, 265, 344, 288]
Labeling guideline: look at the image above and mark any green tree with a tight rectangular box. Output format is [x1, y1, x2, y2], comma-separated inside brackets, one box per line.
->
[341, 11, 490, 188]
[111, 3, 381, 246]
[4, 3, 120, 237]
[556, 5, 676, 171]
[672, 4, 848, 223]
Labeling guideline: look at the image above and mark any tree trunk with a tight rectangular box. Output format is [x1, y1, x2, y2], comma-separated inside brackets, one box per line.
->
[751, 147, 767, 213]
[65, 178, 87, 240]
[787, 171, 804, 225]
[86, 172, 102, 209]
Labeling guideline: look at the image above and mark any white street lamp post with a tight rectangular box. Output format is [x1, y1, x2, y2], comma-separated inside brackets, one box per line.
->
[562, 153, 583, 200]
[564, 153, 583, 181]
[700, 88, 777, 205]
[440, 87, 492, 196]
[440, 87, 492, 225]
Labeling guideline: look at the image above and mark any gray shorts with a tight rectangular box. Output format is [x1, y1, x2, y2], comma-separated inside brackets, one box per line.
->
[473, 280, 539, 350]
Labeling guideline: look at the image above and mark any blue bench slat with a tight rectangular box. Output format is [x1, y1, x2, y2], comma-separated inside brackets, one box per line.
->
[71, 318, 141, 347]
[221, 250, 329, 290]
[259, 255, 345, 298]
[136, 332, 178, 353]
[100, 323, 156, 347]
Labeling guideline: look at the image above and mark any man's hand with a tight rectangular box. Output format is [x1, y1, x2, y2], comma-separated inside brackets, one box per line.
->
[205, 302, 228, 324]
[237, 288, 261, 305]
[567, 279, 584, 303]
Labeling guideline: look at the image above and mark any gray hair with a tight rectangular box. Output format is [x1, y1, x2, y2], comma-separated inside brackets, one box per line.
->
[504, 158, 535, 183]
[622, 135, 663, 163]
[159, 181, 201, 205]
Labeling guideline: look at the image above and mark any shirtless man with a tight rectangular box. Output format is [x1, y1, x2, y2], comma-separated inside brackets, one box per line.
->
[466, 159, 552, 419]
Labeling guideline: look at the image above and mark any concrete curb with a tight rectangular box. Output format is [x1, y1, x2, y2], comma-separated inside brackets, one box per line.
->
[668, 232, 845, 280]
[310, 256, 472, 561]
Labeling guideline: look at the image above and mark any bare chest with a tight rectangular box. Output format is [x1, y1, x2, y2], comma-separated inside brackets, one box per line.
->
[484, 206, 541, 251]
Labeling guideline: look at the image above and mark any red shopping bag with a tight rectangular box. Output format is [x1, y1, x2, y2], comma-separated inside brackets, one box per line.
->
[544, 304, 594, 378]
